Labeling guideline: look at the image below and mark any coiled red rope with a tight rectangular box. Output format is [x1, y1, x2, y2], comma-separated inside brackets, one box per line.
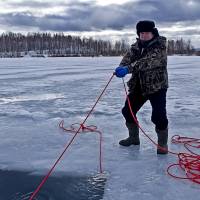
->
[122, 78, 200, 185]
[29, 74, 114, 200]
[167, 135, 200, 184]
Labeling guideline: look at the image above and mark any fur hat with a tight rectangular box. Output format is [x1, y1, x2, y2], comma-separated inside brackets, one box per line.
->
[136, 20, 158, 36]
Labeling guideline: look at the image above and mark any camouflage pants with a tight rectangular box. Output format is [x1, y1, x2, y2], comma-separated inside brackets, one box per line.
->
[122, 89, 168, 130]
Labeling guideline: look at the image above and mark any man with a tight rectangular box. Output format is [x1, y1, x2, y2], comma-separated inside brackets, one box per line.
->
[115, 20, 168, 154]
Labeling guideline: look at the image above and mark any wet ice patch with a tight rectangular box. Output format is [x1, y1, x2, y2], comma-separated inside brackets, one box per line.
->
[0, 170, 106, 200]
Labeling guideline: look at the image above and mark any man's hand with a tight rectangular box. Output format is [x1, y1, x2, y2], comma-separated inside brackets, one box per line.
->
[115, 66, 129, 78]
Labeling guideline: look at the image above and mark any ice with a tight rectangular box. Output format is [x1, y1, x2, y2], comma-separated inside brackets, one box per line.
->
[0, 56, 200, 199]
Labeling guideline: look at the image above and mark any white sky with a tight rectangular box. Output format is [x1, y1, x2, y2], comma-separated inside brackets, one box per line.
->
[93, 0, 132, 5]
[0, 0, 199, 47]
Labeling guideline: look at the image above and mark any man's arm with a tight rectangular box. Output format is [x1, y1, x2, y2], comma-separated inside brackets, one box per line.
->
[119, 51, 132, 67]
[119, 49, 139, 74]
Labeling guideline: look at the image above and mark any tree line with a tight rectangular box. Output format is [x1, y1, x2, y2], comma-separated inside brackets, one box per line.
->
[0, 32, 197, 58]
[167, 38, 195, 55]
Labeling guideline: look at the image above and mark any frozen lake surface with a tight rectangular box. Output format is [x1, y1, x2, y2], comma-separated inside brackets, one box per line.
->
[0, 56, 200, 199]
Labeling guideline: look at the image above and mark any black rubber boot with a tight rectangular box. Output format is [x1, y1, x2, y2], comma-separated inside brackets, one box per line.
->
[156, 128, 168, 154]
[119, 123, 140, 146]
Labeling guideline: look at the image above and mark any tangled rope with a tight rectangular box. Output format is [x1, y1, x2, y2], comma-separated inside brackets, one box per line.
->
[167, 135, 200, 184]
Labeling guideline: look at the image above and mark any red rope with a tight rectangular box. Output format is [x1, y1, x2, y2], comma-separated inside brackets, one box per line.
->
[167, 135, 200, 184]
[29, 74, 114, 200]
[122, 78, 200, 184]
[59, 120, 103, 173]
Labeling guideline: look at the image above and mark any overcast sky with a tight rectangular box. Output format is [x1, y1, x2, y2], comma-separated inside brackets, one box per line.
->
[0, 0, 199, 47]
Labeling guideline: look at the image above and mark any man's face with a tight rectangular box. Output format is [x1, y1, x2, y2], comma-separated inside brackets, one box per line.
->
[139, 32, 154, 41]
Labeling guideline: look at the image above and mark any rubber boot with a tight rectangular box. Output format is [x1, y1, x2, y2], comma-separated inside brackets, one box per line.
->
[156, 128, 168, 154]
[119, 122, 140, 146]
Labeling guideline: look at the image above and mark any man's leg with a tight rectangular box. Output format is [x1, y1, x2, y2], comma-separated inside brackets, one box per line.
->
[149, 89, 168, 154]
[120, 92, 147, 146]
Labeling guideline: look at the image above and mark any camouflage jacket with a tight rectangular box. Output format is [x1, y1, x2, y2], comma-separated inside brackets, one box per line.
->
[120, 36, 168, 96]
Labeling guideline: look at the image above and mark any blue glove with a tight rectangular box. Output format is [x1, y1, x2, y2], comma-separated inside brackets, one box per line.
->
[115, 66, 129, 78]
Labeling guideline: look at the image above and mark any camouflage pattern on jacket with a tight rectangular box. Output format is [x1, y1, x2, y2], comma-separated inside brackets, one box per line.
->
[119, 36, 168, 96]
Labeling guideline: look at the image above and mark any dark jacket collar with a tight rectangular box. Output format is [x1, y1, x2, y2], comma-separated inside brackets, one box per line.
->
[131, 36, 166, 51]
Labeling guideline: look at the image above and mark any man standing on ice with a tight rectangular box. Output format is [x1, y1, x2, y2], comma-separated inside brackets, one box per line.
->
[115, 20, 168, 154]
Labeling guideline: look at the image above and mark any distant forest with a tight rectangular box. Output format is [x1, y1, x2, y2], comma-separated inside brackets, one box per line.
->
[0, 32, 198, 58]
